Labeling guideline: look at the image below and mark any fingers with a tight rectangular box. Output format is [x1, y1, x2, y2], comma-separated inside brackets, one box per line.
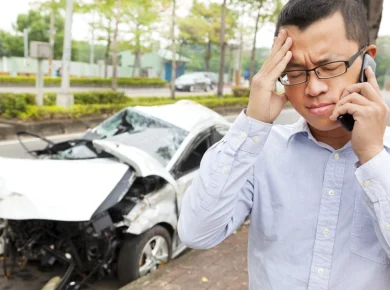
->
[269, 30, 289, 59]
[340, 81, 381, 103]
[270, 51, 292, 81]
[365, 66, 382, 96]
[329, 103, 363, 121]
[330, 93, 370, 120]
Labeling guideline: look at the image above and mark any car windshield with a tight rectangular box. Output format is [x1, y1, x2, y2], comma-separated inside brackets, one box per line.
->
[60, 108, 188, 166]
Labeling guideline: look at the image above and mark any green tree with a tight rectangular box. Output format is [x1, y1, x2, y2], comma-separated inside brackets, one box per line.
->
[123, 0, 161, 77]
[30, 0, 65, 75]
[15, 10, 65, 60]
[81, 0, 117, 78]
[178, 1, 237, 72]
[0, 30, 24, 57]
[375, 36, 390, 89]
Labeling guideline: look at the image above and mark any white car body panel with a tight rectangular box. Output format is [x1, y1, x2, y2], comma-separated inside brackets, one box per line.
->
[123, 184, 177, 235]
[0, 157, 129, 221]
[92, 140, 179, 193]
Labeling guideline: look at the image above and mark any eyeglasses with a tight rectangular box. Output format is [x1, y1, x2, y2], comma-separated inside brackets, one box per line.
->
[278, 46, 367, 86]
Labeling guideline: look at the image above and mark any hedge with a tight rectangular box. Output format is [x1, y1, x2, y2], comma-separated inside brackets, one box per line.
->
[0, 76, 168, 87]
[232, 86, 250, 97]
[0, 92, 247, 120]
[18, 97, 247, 121]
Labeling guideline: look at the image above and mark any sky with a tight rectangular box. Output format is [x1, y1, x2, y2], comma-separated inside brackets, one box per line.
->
[0, 0, 389, 49]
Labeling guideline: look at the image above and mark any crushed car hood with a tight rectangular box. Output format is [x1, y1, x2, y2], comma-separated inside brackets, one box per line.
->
[93, 140, 179, 192]
[0, 157, 130, 221]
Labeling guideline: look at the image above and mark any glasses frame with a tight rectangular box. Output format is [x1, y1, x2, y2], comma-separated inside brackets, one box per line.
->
[278, 46, 368, 86]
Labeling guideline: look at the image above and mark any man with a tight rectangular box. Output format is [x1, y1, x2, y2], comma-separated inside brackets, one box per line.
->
[178, 0, 390, 289]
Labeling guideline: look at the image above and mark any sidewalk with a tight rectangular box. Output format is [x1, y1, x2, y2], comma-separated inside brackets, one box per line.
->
[120, 223, 250, 290]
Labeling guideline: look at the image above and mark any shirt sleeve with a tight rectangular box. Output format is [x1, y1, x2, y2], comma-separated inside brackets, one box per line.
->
[178, 109, 272, 249]
[355, 148, 390, 255]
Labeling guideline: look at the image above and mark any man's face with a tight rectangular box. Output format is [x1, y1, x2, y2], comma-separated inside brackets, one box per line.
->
[282, 12, 374, 132]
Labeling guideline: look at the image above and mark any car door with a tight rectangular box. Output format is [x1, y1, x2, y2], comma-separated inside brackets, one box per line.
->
[173, 125, 229, 212]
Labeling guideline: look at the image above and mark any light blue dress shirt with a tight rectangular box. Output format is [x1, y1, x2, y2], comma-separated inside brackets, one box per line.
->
[178, 110, 390, 290]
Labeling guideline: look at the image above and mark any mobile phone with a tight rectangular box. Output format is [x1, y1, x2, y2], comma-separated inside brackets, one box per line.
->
[337, 53, 377, 131]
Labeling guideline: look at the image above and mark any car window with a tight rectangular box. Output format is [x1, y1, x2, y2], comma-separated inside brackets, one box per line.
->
[211, 126, 229, 145]
[178, 136, 210, 175]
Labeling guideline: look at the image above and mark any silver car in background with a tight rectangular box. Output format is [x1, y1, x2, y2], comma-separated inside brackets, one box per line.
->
[175, 72, 213, 92]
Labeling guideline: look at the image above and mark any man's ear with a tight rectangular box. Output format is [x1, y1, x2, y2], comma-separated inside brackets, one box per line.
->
[366, 45, 377, 58]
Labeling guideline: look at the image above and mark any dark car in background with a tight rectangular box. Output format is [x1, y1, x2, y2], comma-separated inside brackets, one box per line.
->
[175, 72, 212, 92]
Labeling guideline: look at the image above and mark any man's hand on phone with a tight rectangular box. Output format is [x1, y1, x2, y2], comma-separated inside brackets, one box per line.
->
[329, 66, 389, 164]
[246, 29, 293, 123]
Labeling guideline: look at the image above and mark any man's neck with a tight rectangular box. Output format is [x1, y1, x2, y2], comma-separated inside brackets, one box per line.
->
[308, 124, 352, 150]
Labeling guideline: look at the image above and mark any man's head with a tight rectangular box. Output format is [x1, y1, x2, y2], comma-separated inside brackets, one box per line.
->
[275, 0, 376, 133]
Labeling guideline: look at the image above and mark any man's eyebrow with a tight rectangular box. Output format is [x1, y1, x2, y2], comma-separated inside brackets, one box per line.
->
[286, 55, 343, 70]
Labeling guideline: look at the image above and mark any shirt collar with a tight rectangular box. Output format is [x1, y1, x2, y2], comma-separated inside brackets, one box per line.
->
[287, 117, 311, 145]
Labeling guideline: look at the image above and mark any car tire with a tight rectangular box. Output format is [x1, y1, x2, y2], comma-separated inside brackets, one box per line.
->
[117, 225, 172, 285]
[204, 85, 211, 92]
[189, 85, 194, 92]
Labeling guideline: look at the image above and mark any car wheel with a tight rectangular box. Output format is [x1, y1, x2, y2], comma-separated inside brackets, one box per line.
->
[189, 85, 195, 92]
[117, 225, 172, 284]
[204, 85, 211, 92]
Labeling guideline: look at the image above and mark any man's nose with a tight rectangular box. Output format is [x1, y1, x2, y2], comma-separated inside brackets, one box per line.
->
[304, 71, 328, 97]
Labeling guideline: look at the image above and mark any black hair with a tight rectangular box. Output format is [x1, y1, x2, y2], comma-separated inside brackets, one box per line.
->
[275, 0, 369, 48]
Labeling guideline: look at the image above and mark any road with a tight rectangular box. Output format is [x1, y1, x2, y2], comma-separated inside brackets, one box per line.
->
[0, 86, 233, 97]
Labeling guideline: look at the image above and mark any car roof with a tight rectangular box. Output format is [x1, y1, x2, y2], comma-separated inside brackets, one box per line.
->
[133, 100, 230, 132]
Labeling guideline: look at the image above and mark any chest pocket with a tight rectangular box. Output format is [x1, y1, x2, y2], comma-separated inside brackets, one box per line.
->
[350, 188, 390, 265]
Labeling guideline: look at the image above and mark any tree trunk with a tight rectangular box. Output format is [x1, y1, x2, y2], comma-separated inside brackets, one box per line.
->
[111, 0, 121, 91]
[104, 25, 112, 79]
[250, 10, 261, 85]
[205, 40, 211, 71]
[363, 0, 384, 44]
[236, 24, 244, 86]
[133, 51, 142, 77]
[217, 0, 227, 97]
[228, 46, 233, 84]
[170, 0, 176, 100]
[48, 11, 55, 76]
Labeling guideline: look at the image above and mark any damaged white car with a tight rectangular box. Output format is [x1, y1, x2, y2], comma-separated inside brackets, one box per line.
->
[0, 100, 230, 289]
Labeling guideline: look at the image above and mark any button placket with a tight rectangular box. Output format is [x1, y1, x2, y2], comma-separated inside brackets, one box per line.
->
[308, 150, 346, 289]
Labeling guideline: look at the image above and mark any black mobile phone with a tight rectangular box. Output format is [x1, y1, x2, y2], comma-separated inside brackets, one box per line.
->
[337, 53, 377, 131]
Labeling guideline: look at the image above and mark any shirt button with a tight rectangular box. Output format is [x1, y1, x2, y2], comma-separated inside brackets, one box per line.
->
[328, 190, 335, 196]
[363, 180, 372, 188]
[317, 268, 324, 276]
[253, 136, 260, 143]
[385, 224, 390, 231]
[334, 153, 340, 160]
[323, 228, 329, 236]
[222, 166, 229, 173]
[240, 131, 247, 139]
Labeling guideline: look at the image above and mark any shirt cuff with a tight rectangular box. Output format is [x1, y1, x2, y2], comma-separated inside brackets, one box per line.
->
[224, 109, 272, 155]
[355, 149, 390, 203]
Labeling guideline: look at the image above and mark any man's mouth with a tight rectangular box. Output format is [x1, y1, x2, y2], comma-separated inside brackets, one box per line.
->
[307, 103, 335, 116]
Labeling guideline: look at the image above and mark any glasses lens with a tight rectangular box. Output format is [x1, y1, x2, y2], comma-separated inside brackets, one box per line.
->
[280, 71, 306, 85]
[316, 62, 347, 78]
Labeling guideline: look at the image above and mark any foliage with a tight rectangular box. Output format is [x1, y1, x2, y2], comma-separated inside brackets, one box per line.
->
[375, 36, 390, 89]
[0, 76, 167, 87]
[15, 9, 65, 60]
[232, 86, 250, 97]
[0, 91, 247, 120]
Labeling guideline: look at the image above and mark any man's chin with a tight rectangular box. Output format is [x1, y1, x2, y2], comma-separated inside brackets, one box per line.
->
[306, 118, 343, 132]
